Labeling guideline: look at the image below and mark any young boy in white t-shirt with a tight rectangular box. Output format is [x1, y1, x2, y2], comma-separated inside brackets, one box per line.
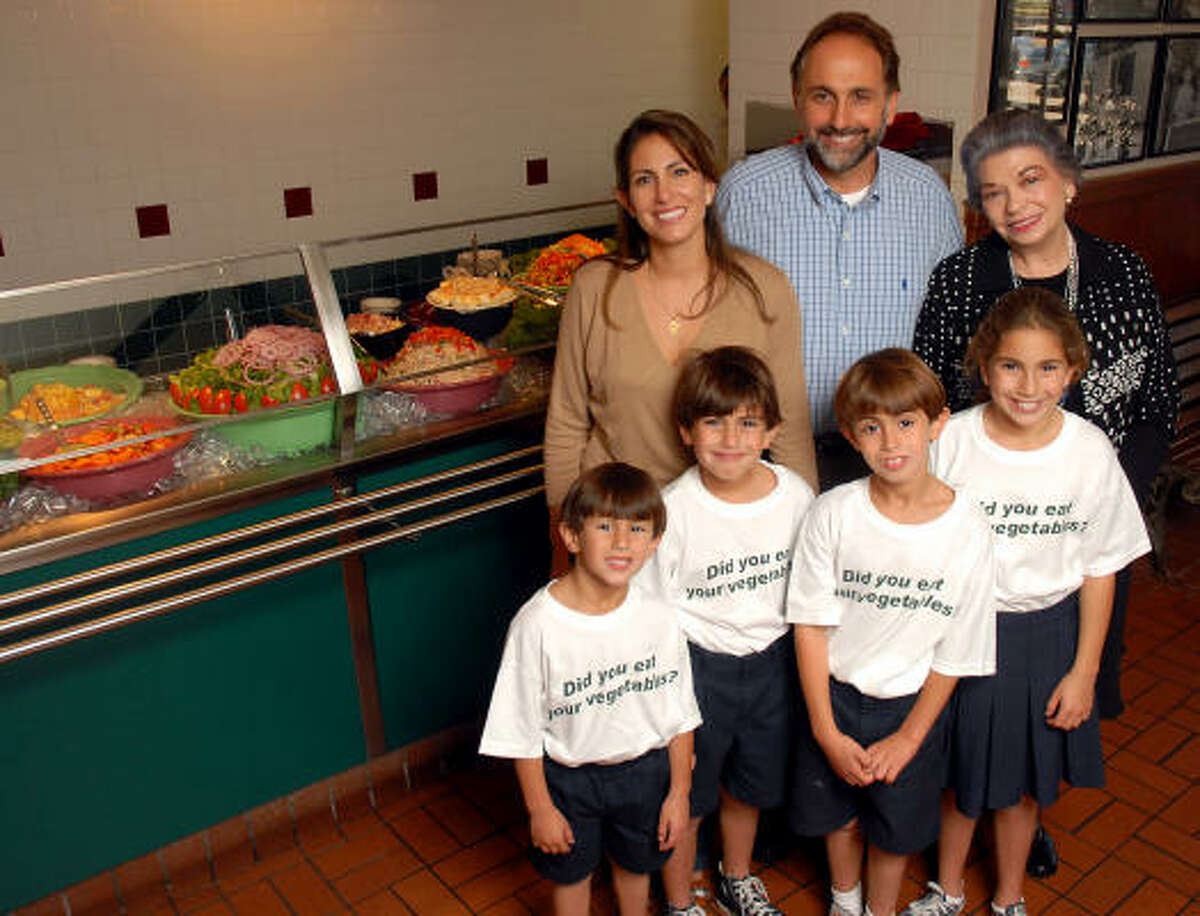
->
[480, 462, 701, 916]
[786, 349, 997, 916]
[639, 346, 815, 916]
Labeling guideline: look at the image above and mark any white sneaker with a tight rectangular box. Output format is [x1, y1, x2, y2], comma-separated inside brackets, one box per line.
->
[900, 881, 966, 916]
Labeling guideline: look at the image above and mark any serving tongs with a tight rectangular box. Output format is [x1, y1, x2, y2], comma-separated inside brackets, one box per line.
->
[503, 278, 564, 307]
[35, 397, 68, 448]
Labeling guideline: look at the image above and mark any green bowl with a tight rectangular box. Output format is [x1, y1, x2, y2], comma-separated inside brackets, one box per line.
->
[176, 400, 336, 456]
[11, 365, 143, 426]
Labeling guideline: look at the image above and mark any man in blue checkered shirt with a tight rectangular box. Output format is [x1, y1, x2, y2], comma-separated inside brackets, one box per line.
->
[718, 12, 962, 491]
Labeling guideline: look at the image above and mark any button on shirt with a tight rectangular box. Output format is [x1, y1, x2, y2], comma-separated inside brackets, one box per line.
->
[718, 145, 962, 434]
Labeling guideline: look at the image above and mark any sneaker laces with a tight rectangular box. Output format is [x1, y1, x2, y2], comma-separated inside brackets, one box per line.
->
[726, 873, 780, 916]
[901, 881, 965, 916]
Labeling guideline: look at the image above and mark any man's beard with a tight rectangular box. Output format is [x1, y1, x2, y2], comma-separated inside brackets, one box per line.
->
[805, 109, 889, 175]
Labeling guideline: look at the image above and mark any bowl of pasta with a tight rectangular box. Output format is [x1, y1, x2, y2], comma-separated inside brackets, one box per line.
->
[383, 326, 513, 416]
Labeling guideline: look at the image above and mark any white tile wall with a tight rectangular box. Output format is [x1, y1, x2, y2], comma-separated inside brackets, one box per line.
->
[0, 0, 729, 293]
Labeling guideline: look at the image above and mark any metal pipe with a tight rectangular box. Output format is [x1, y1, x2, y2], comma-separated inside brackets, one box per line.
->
[0, 463, 542, 637]
[0, 445, 542, 612]
[0, 486, 543, 665]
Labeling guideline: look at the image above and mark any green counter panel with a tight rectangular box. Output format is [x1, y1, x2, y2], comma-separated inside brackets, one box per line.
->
[0, 429, 547, 909]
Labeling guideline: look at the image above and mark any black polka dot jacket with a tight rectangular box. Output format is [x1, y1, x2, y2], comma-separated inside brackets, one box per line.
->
[913, 226, 1180, 502]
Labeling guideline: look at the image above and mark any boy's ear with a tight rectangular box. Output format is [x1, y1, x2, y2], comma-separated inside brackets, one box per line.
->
[678, 424, 694, 448]
[928, 406, 951, 442]
[762, 423, 780, 451]
[558, 521, 582, 556]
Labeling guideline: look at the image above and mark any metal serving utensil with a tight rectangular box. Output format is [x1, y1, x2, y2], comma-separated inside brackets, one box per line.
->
[503, 279, 564, 308]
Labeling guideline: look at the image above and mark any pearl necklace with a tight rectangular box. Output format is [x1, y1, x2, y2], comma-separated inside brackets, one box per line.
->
[1008, 232, 1079, 312]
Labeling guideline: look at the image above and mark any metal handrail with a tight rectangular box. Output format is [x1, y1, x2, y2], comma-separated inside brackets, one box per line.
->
[0, 444, 542, 612]
[0, 484, 543, 665]
[0, 462, 542, 639]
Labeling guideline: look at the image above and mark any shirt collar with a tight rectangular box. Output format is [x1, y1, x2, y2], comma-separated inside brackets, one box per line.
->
[799, 145, 886, 208]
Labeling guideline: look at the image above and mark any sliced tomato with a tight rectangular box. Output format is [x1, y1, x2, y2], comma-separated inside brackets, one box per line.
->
[260, 394, 279, 408]
[169, 382, 185, 407]
[214, 388, 232, 414]
[289, 381, 309, 401]
[358, 361, 378, 385]
[233, 392, 249, 413]
[319, 375, 336, 395]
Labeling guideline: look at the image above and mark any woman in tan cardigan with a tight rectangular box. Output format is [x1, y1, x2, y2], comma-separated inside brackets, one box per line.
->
[544, 109, 817, 563]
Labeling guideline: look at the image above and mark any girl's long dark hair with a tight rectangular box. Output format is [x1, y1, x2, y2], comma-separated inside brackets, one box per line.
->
[604, 109, 768, 324]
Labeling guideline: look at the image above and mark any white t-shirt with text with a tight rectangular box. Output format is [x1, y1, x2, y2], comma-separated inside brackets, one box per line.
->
[786, 479, 997, 698]
[931, 405, 1150, 612]
[638, 462, 815, 655]
[479, 584, 702, 766]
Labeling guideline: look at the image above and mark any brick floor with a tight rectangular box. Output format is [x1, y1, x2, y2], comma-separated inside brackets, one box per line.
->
[14, 501, 1199, 915]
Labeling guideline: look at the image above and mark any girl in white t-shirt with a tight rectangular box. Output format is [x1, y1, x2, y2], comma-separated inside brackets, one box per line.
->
[905, 289, 1150, 916]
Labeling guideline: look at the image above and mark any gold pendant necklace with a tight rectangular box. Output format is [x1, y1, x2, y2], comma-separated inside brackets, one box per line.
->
[667, 314, 682, 335]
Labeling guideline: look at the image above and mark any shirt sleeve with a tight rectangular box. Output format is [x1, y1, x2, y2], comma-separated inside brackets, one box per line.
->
[544, 268, 600, 509]
[932, 183, 964, 263]
[635, 501, 682, 604]
[1082, 438, 1152, 578]
[786, 496, 842, 626]
[931, 514, 997, 677]
[478, 612, 547, 760]
[671, 618, 703, 733]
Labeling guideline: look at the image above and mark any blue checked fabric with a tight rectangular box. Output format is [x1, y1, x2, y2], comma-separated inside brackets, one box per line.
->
[717, 145, 962, 434]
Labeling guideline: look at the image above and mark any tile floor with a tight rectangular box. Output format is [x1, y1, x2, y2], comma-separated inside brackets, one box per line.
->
[18, 502, 1199, 916]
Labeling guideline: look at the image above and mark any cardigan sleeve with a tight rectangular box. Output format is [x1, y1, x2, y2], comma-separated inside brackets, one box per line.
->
[543, 264, 603, 509]
[757, 267, 818, 490]
[1115, 251, 1179, 503]
[913, 253, 977, 414]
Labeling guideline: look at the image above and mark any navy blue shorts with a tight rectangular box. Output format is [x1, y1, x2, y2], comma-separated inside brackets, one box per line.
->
[790, 678, 949, 855]
[531, 748, 671, 885]
[949, 594, 1104, 818]
[688, 635, 793, 817]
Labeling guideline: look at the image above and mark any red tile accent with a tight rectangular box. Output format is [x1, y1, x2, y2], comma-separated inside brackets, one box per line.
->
[284, 186, 313, 218]
[525, 158, 548, 186]
[161, 833, 214, 900]
[269, 860, 347, 914]
[114, 853, 170, 914]
[1125, 719, 1191, 762]
[330, 766, 374, 824]
[388, 806, 462, 863]
[1111, 877, 1188, 914]
[1076, 799, 1149, 851]
[1164, 734, 1200, 780]
[332, 847, 423, 902]
[1157, 783, 1200, 832]
[1068, 856, 1143, 913]
[1043, 786, 1111, 831]
[207, 816, 256, 881]
[413, 171, 438, 202]
[432, 834, 521, 887]
[425, 795, 495, 846]
[356, 889, 413, 914]
[217, 849, 304, 895]
[1116, 836, 1200, 897]
[135, 204, 171, 238]
[312, 821, 405, 880]
[225, 880, 292, 915]
[455, 858, 540, 912]
[393, 869, 469, 915]
[63, 873, 118, 914]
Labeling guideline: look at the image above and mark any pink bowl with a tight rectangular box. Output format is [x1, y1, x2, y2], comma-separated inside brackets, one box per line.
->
[388, 371, 506, 417]
[20, 416, 192, 503]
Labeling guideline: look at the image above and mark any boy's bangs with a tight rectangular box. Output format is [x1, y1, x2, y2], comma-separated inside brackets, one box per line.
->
[560, 462, 667, 536]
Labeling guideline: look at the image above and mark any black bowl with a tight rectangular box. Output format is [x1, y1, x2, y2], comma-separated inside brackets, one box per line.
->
[351, 324, 413, 361]
[430, 302, 515, 343]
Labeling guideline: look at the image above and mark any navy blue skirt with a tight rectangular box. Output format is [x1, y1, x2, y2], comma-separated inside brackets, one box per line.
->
[948, 594, 1104, 818]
